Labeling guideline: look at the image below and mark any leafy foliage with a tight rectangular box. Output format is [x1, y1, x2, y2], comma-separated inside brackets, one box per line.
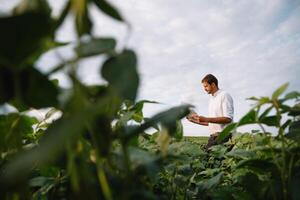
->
[0, 1, 299, 200]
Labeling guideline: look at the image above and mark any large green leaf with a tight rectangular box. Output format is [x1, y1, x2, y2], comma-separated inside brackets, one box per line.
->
[0, 67, 59, 109]
[217, 123, 237, 143]
[0, 12, 54, 67]
[258, 106, 273, 120]
[101, 50, 139, 101]
[0, 94, 116, 189]
[259, 116, 279, 127]
[272, 83, 289, 100]
[92, 0, 124, 22]
[75, 38, 116, 58]
[198, 172, 223, 190]
[238, 109, 257, 126]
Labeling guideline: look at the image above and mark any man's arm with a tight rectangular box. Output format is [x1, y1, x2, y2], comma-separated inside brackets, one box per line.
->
[198, 116, 232, 124]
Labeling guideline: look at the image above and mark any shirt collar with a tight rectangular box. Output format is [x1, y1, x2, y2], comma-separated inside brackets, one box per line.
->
[212, 89, 221, 97]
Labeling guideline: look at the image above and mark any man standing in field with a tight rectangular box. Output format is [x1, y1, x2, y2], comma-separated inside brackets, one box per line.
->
[186, 74, 234, 148]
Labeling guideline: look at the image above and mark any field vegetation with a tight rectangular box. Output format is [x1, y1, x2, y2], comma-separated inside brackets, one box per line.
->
[0, 1, 299, 200]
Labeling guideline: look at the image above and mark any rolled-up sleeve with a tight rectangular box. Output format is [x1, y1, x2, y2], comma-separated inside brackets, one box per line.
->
[222, 93, 234, 120]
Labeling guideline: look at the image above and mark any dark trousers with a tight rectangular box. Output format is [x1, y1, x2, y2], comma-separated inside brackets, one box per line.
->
[205, 133, 231, 149]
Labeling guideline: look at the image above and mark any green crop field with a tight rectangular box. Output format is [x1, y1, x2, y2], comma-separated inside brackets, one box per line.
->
[183, 136, 209, 145]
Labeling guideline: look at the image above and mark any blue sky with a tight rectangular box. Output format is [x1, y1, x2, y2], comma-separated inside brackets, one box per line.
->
[1, 0, 300, 136]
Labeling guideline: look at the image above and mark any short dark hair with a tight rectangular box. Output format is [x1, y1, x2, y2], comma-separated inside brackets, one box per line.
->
[202, 74, 218, 87]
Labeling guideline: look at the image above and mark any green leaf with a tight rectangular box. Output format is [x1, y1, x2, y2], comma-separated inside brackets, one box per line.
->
[259, 116, 279, 127]
[92, 0, 124, 22]
[168, 141, 206, 157]
[0, 113, 38, 152]
[236, 159, 277, 174]
[131, 100, 159, 112]
[101, 50, 139, 101]
[286, 121, 300, 140]
[238, 109, 257, 126]
[282, 119, 291, 130]
[217, 123, 237, 143]
[74, 0, 92, 37]
[283, 91, 300, 101]
[226, 149, 255, 159]
[272, 83, 289, 100]
[174, 120, 183, 140]
[198, 172, 223, 190]
[75, 38, 116, 58]
[288, 103, 300, 117]
[0, 94, 115, 189]
[0, 67, 59, 109]
[237, 172, 267, 199]
[258, 106, 273, 120]
[256, 97, 271, 107]
[247, 96, 259, 101]
[132, 111, 143, 123]
[0, 12, 54, 67]
[29, 176, 54, 187]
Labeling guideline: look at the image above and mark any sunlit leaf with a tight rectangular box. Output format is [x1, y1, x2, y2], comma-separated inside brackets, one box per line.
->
[238, 110, 257, 126]
[272, 83, 289, 100]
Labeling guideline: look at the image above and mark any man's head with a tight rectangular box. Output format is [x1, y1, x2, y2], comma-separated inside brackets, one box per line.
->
[201, 74, 219, 95]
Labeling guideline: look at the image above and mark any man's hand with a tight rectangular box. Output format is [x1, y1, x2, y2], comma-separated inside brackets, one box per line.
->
[197, 115, 208, 122]
[186, 113, 198, 122]
[186, 114, 209, 126]
[186, 114, 207, 123]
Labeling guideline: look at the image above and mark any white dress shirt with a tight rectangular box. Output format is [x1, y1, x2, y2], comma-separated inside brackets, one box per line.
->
[208, 89, 234, 134]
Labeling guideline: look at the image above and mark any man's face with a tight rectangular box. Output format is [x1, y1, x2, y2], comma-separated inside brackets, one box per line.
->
[202, 81, 213, 94]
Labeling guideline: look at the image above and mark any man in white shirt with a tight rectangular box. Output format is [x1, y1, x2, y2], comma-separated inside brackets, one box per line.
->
[187, 74, 234, 148]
